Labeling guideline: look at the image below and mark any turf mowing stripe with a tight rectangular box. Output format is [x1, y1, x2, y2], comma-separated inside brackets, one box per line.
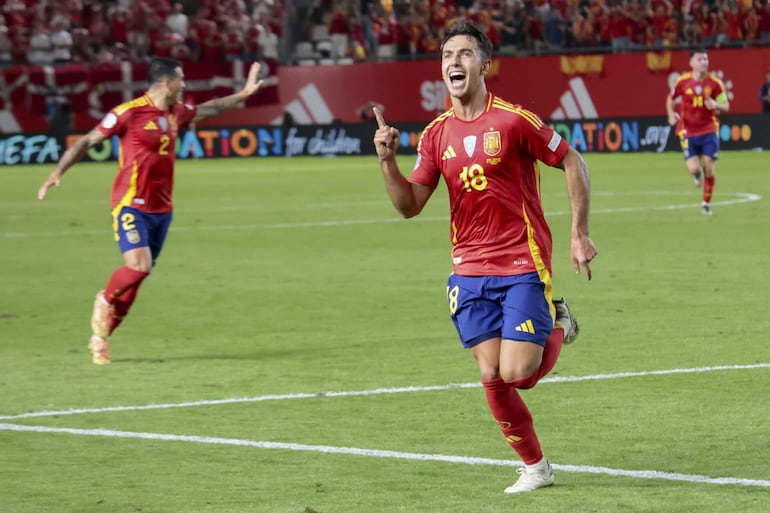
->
[2, 192, 761, 238]
[1, 423, 768, 488]
[1, 363, 767, 420]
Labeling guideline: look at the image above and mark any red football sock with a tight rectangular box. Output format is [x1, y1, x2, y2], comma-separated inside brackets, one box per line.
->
[109, 285, 141, 335]
[103, 266, 149, 335]
[482, 378, 543, 465]
[103, 266, 150, 303]
[508, 327, 564, 390]
[703, 175, 715, 203]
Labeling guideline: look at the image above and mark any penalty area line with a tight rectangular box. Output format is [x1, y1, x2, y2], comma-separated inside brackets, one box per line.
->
[0, 423, 768, 488]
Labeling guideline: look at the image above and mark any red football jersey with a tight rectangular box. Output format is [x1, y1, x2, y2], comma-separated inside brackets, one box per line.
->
[97, 95, 197, 213]
[669, 72, 725, 137]
[409, 93, 569, 277]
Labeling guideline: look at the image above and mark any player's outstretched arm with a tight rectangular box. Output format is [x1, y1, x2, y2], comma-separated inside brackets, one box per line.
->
[38, 127, 107, 200]
[560, 147, 597, 280]
[665, 94, 679, 126]
[372, 107, 432, 218]
[194, 62, 264, 122]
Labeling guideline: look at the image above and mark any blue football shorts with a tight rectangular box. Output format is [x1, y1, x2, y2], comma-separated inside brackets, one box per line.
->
[681, 132, 719, 160]
[446, 273, 555, 349]
[112, 206, 173, 262]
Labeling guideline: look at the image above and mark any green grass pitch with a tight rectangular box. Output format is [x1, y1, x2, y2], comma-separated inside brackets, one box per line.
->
[1, 151, 768, 513]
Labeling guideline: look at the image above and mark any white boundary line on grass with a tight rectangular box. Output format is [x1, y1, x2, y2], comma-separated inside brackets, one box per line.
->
[1, 422, 768, 488]
[1, 364, 768, 488]
[1, 364, 767, 421]
[2, 192, 761, 238]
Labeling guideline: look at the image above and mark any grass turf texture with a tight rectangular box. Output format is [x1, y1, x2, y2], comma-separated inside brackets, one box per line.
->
[1, 152, 768, 513]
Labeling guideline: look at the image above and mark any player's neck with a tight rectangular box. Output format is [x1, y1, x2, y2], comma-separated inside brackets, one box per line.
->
[694, 71, 707, 81]
[146, 88, 172, 111]
[452, 89, 488, 121]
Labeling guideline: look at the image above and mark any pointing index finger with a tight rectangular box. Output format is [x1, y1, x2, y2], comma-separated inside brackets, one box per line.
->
[373, 107, 386, 129]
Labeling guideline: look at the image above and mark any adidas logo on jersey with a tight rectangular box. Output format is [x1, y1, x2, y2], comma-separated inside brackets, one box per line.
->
[442, 145, 456, 160]
[143, 121, 158, 130]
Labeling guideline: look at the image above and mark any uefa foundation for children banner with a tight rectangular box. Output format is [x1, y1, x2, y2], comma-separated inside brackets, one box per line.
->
[1, 114, 766, 165]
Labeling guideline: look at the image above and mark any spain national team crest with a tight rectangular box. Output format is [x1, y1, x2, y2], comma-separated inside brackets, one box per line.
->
[483, 131, 502, 157]
[158, 116, 169, 131]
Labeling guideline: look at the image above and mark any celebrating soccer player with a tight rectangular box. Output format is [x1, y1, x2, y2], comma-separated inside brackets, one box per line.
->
[372, 20, 597, 494]
[666, 49, 730, 215]
[38, 58, 265, 364]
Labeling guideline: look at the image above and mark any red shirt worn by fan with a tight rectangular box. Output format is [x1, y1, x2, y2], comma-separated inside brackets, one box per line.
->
[97, 95, 197, 213]
[409, 93, 569, 277]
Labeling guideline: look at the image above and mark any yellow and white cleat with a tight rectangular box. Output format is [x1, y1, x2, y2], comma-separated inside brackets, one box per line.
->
[89, 335, 111, 365]
[90, 290, 114, 339]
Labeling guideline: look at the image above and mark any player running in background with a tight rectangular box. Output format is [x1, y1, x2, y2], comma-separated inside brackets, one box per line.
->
[38, 57, 265, 364]
[372, 20, 597, 494]
[666, 49, 730, 215]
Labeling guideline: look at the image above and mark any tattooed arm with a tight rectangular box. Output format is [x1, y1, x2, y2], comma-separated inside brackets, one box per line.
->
[193, 62, 265, 122]
[38, 127, 108, 200]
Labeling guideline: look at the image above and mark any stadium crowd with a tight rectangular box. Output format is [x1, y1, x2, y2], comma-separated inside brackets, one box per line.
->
[1, 0, 769, 67]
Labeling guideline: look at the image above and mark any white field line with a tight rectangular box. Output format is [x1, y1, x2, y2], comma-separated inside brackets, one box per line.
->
[2, 192, 761, 238]
[1, 363, 768, 489]
[1, 422, 768, 488]
[1, 363, 767, 420]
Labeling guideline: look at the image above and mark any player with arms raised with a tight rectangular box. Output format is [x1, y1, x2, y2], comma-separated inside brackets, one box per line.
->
[372, 20, 597, 494]
[666, 49, 730, 215]
[38, 58, 265, 364]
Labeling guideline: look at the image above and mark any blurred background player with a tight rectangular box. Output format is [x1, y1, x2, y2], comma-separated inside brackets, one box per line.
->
[666, 49, 730, 215]
[372, 20, 596, 494]
[760, 68, 770, 114]
[38, 58, 265, 364]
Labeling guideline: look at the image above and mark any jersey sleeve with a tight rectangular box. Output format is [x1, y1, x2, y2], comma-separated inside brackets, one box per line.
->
[408, 126, 441, 190]
[96, 108, 127, 138]
[173, 103, 198, 127]
[514, 110, 569, 167]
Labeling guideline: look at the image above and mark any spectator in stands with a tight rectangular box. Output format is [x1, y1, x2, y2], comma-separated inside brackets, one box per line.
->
[361, 1, 379, 57]
[109, 7, 130, 47]
[128, 0, 152, 60]
[73, 24, 96, 62]
[224, 20, 245, 61]
[51, 20, 74, 64]
[166, 2, 189, 38]
[201, 20, 226, 62]
[609, 4, 631, 52]
[497, 5, 523, 54]
[243, 20, 263, 63]
[258, 16, 281, 60]
[724, 3, 744, 46]
[744, 6, 762, 44]
[27, 22, 54, 65]
[9, 24, 28, 64]
[182, 27, 202, 62]
[328, 2, 351, 58]
[0, 25, 12, 66]
[88, 4, 112, 55]
[544, 8, 566, 49]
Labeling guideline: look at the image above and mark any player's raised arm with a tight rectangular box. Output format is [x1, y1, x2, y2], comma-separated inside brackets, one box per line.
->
[372, 107, 432, 218]
[38, 127, 108, 200]
[193, 62, 264, 122]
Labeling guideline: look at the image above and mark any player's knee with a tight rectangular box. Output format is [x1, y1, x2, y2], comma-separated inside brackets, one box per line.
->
[500, 360, 539, 383]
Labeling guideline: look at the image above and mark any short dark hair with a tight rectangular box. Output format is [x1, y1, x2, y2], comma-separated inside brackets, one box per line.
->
[440, 20, 494, 60]
[147, 57, 181, 86]
[690, 48, 707, 56]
